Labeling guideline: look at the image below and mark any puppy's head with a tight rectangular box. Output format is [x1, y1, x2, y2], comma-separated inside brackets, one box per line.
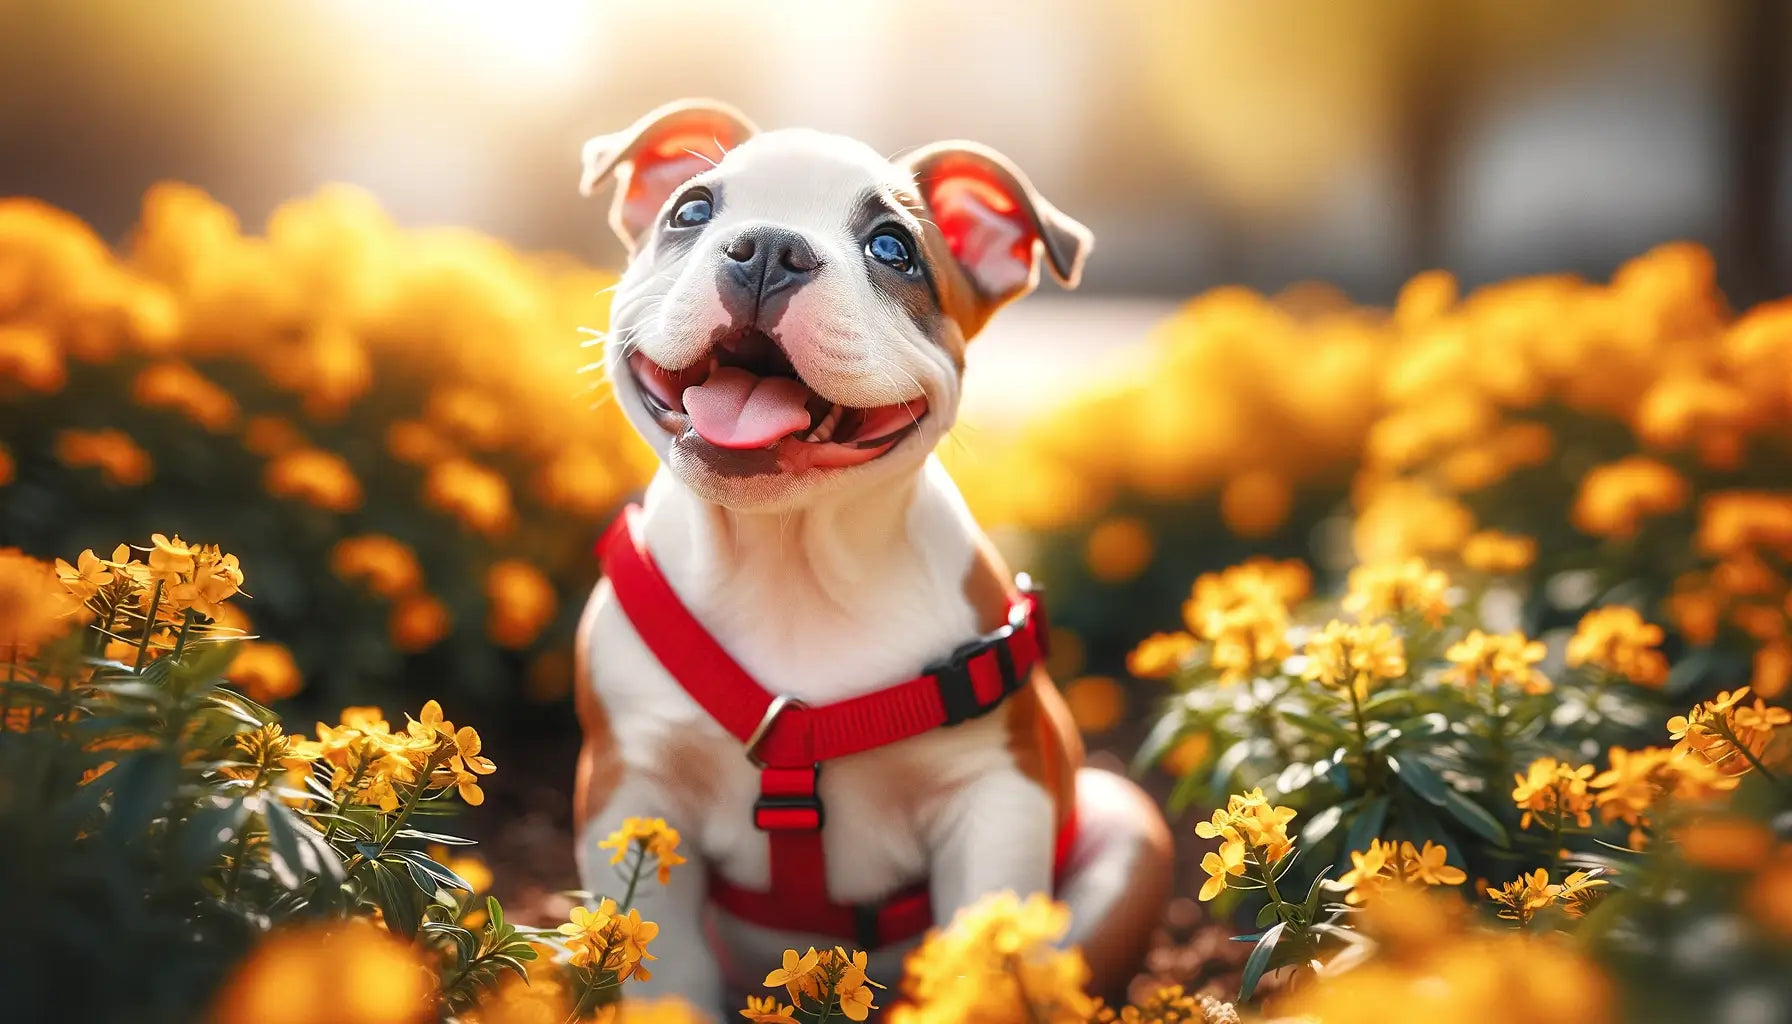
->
[582, 99, 1090, 512]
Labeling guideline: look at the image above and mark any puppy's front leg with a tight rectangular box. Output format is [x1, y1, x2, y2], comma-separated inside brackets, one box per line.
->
[926, 769, 1057, 923]
[576, 773, 721, 1008]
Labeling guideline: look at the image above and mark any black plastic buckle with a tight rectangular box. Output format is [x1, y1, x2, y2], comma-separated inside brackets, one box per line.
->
[753, 791, 825, 831]
[930, 617, 1025, 728]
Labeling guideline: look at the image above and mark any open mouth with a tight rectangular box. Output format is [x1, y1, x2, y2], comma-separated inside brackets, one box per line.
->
[627, 330, 928, 472]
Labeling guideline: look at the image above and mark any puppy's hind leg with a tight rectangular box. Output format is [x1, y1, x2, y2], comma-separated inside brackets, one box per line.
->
[1057, 768, 1174, 1001]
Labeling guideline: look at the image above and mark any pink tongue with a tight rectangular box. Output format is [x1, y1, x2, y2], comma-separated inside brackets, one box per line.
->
[683, 366, 814, 450]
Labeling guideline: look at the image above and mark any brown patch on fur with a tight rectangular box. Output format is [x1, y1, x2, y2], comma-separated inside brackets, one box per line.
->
[961, 535, 1083, 830]
[573, 628, 624, 833]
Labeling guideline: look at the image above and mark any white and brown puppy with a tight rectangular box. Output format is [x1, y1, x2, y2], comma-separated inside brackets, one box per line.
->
[573, 100, 1172, 1011]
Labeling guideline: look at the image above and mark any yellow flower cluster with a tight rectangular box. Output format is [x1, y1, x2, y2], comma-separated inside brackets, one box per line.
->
[1300, 618, 1406, 700]
[1510, 757, 1596, 832]
[1670, 495, 1792, 697]
[0, 547, 75, 662]
[892, 892, 1088, 1024]
[1089, 985, 1237, 1024]
[1442, 628, 1551, 695]
[1194, 789, 1297, 900]
[757, 947, 882, 1022]
[302, 699, 495, 809]
[1334, 838, 1466, 905]
[556, 899, 658, 979]
[1565, 605, 1670, 688]
[1127, 558, 1310, 683]
[1588, 744, 1736, 849]
[2, 188, 657, 665]
[1459, 529, 1537, 575]
[596, 816, 689, 886]
[1667, 686, 1790, 779]
[1281, 887, 1612, 1024]
[1484, 868, 1607, 925]
[1341, 557, 1451, 627]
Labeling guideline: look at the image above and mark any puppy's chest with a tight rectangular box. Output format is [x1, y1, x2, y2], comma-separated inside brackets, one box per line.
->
[693, 568, 976, 702]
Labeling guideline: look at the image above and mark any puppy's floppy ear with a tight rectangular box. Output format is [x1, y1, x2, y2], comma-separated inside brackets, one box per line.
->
[904, 141, 1092, 322]
[580, 99, 757, 251]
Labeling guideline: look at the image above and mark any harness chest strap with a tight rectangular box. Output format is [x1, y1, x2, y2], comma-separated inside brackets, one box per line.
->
[597, 504, 1067, 948]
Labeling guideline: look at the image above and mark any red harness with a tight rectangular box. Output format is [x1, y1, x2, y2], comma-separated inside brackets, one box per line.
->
[597, 504, 1069, 948]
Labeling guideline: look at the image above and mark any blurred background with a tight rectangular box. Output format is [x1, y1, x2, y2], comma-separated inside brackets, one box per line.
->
[5, 0, 1789, 302]
[5, 0, 1792, 983]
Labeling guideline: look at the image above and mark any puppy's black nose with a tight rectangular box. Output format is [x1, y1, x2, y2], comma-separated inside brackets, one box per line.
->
[722, 227, 819, 316]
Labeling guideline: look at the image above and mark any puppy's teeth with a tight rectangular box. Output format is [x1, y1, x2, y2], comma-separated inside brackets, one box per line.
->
[811, 404, 842, 443]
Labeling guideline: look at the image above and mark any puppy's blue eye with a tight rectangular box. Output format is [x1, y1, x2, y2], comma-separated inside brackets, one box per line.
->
[669, 192, 712, 228]
[866, 230, 915, 274]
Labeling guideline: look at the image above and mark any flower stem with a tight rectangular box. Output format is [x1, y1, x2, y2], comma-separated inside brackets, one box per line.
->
[171, 608, 196, 663]
[619, 844, 647, 911]
[1345, 681, 1382, 791]
[1716, 721, 1782, 785]
[133, 580, 165, 673]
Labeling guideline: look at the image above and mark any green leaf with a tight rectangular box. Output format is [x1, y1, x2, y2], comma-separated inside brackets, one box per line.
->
[1389, 755, 1509, 847]
[395, 828, 477, 846]
[1131, 710, 1188, 776]
[390, 849, 473, 895]
[261, 800, 312, 888]
[1239, 921, 1285, 1001]
[106, 752, 178, 842]
[1273, 762, 1315, 796]
[369, 860, 422, 938]
[1436, 788, 1509, 847]
[1302, 865, 1333, 919]
[1277, 709, 1351, 741]
[1300, 800, 1353, 848]
[1255, 901, 1281, 928]
[1342, 795, 1389, 856]
[1210, 739, 1256, 794]
[181, 798, 249, 873]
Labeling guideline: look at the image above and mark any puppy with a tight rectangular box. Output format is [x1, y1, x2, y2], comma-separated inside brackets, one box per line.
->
[573, 100, 1172, 1012]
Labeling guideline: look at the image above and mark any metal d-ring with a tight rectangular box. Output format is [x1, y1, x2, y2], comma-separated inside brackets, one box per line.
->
[744, 693, 808, 768]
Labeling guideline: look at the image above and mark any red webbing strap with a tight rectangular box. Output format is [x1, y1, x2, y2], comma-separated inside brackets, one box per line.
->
[597, 503, 1054, 948]
[597, 506, 777, 744]
[596, 506, 1050, 761]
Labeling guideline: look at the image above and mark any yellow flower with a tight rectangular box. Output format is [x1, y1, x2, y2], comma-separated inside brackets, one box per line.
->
[265, 447, 363, 512]
[1197, 837, 1246, 901]
[331, 535, 423, 599]
[764, 947, 822, 1003]
[227, 642, 304, 703]
[132, 360, 239, 432]
[1342, 557, 1451, 626]
[1301, 618, 1406, 700]
[209, 920, 434, 1024]
[1555, 869, 1608, 919]
[54, 428, 153, 486]
[425, 457, 515, 535]
[599, 817, 689, 885]
[739, 995, 799, 1024]
[486, 559, 557, 649]
[389, 592, 452, 653]
[1571, 456, 1689, 539]
[1444, 629, 1551, 694]
[1061, 676, 1126, 733]
[1399, 840, 1466, 887]
[1461, 530, 1537, 575]
[54, 548, 114, 602]
[1511, 756, 1596, 831]
[1335, 838, 1396, 905]
[1083, 516, 1154, 583]
[557, 899, 618, 969]
[1668, 686, 1786, 778]
[218, 723, 319, 784]
[892, 893, 1089, 1024]
[1486, 868, 1559, 924]
[1126, 631, 1197, 680]
[1565, 606, 1669, 688]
